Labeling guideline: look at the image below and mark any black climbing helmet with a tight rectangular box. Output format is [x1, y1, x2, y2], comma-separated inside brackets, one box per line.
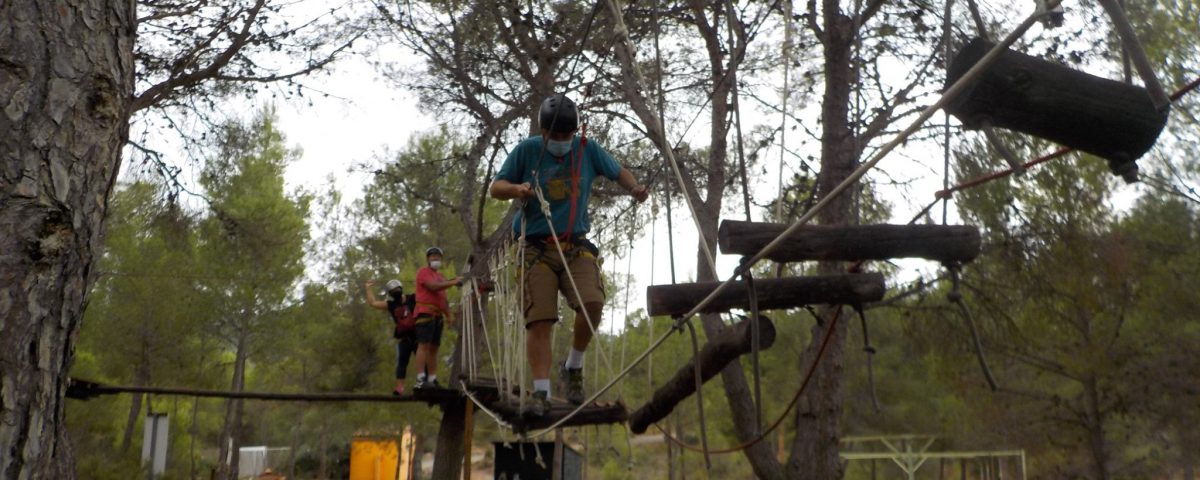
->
[425, 246, 444, 258]
[539, 94, 578, 133]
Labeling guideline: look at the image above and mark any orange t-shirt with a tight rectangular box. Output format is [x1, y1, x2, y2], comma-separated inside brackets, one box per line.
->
[414, 266, 449, 318]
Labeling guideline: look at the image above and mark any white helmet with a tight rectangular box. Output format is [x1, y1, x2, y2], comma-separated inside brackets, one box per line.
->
[384, 279, 403, 292]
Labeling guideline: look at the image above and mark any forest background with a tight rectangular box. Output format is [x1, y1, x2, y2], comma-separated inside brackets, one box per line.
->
[45, 0, 1200, 478]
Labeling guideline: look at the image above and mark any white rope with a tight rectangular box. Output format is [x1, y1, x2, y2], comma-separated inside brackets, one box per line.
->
[528, 186, 618, 381]
[521, 3, 1056, 439]
[461, 381, 514, 430]
[599, 0, 719, 278]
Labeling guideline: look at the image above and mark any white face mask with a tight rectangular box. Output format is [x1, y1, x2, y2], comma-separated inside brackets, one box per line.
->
[429, 260, 442, 270]
[546, 138, 572, 157]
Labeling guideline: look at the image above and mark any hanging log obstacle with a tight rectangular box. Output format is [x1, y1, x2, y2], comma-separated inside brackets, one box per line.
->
[628, 315, 776, 434]
[945, 37, 1169, 183]
[717, 221, 981, 264]
[646, 273, 885, 317]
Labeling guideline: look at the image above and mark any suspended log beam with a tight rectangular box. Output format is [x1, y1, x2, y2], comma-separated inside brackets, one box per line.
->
[629, 316, 777, 434]
[945, 37, 1169, 182]
[718, 221, 981, 264]
[646, 273, 885, 317]
[489, 399, 628, 432]
[65, 378, 460, 404]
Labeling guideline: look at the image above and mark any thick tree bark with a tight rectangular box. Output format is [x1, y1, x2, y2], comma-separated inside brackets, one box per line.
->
[0, 1, 134, 478]
[787, 4, 856, 479]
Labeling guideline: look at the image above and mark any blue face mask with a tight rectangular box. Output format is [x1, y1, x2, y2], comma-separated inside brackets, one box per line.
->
[546, 138, 573, 157]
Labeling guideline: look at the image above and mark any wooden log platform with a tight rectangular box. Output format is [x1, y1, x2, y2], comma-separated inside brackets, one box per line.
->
[946, 37, 1169, 181]
[629, 315, 776, 434]
[460, 377, 628, 431]
[718, 221, 981, 264]
[646, 273, 885, 317]
[487, 398, 628, 432]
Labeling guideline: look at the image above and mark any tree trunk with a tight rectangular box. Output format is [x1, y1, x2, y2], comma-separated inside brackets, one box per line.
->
[430, 277, 491, 480]
[1084, 376, 1112, 480]
[318, 428, 329, 480]
[787, 4, 857, 479]
[681, 1, 786, 477]
[121, 333, 153, 452]
[216, 335, 249, 480]
[0, 2, 134, 478]
[119, 377, 148, 453]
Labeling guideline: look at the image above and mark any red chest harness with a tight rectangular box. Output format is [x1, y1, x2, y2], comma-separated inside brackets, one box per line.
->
[543, 126, 588, 242]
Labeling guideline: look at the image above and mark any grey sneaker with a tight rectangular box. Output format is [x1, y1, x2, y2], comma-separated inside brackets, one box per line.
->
[561, 366, 585, 405]
[413, 378, 426, 390]
[523, 390, 552, 418]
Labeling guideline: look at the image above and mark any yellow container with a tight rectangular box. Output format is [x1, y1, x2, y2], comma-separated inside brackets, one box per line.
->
[350, 427, 416, 480]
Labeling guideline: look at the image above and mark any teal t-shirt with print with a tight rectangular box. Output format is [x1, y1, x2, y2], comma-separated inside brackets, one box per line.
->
[495, 135, 622, 237]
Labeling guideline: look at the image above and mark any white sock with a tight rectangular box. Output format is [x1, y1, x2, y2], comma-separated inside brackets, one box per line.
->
[565, 348, 585, 369]
[533, 379, 551, 395]
[428, 374, 437, 382]
[417, 373, 427, 381]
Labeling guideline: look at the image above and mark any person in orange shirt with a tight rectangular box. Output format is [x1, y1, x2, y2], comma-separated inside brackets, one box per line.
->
[412, 247, 463, 390]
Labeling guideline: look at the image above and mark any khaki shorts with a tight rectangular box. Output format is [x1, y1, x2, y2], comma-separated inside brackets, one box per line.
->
[522, 243, 605, 325]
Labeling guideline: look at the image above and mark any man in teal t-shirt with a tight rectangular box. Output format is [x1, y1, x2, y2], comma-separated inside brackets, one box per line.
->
[490, 94, 648, 417]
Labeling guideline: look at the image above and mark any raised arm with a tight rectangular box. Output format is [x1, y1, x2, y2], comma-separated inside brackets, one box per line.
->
[364, 281, 388, 310]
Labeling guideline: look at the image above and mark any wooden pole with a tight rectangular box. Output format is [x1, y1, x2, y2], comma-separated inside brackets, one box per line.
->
[461, 401, 474, 480]
[628, 316, 777, 433]
[646, 273, 885, 317]
[552, 429, 564, 480]
[718, 221, 981, 264]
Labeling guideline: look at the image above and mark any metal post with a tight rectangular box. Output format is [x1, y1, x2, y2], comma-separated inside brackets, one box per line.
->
[147, 409, 159, 480]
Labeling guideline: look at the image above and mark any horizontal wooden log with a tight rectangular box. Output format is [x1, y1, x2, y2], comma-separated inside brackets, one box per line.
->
[646, 273, 885, 317]
[946, 37, 1169, 181]
[717, 221, 981, 264]
[490, 399, 628, 432]
[629, 315, 777, 434]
